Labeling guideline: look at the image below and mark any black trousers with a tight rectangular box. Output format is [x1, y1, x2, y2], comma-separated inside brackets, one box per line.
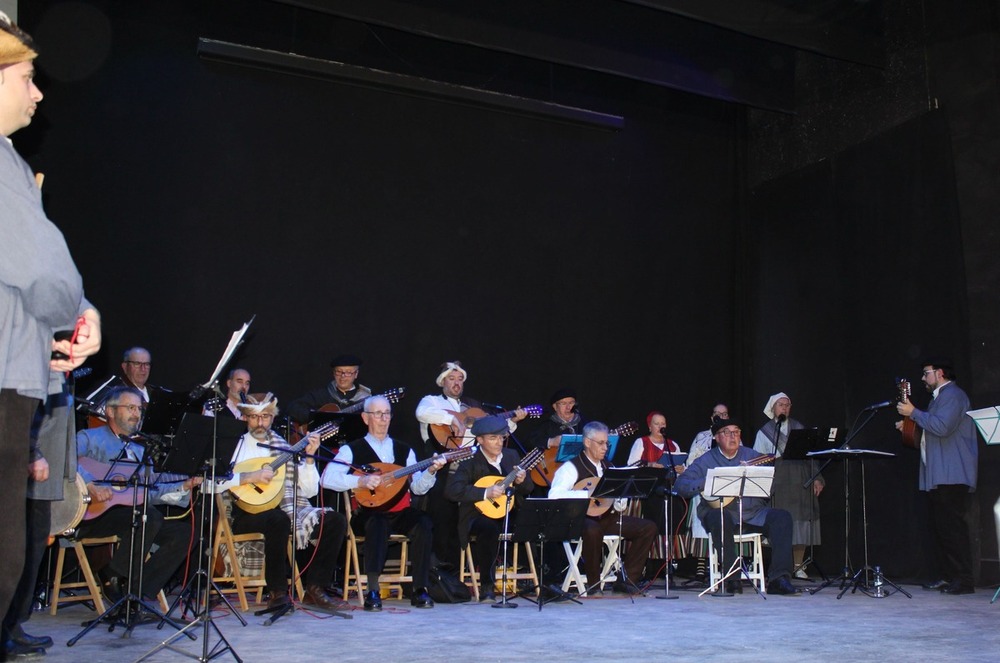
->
[353, 507, 433, 590]
[701, 505, 793, 582]
[230, 506, 291, 594]
[2, 499, 49, 639]
[928, 484, 975, 587]
[0, 391, 38, 619]
[301, 510, 347, 588]
[467, 514, 505, 587]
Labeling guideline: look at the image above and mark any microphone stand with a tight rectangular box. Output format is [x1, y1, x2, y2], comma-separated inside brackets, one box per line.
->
[492, 484, 519, 609]
[656, 440, 679, 601]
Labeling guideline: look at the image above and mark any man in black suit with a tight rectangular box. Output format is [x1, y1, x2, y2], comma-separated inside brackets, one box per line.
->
[446, 415, 534, 601]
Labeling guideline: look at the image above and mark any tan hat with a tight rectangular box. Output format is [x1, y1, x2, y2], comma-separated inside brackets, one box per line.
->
[237, 392, 279, 417]
[0, 12, 38, 66]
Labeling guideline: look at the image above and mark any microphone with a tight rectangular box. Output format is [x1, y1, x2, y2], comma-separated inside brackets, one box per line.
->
[863, 400, 894, 411]
[239, 390, 248, 404]
[659, 426, 667, 436]
[570, 404, 580, 414]
[775, 414, 786, 424]
[479, 401, 505, 412]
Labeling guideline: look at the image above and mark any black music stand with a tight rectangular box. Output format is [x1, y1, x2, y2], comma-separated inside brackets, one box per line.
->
[782, 427, 837, 582]
[513, 498, 589, 611]
[587, 466, 661, 599]
[698, 465, 774, 600]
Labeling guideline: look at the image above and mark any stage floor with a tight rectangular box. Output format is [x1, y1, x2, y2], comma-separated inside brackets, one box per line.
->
[25, 578, 1000, 662]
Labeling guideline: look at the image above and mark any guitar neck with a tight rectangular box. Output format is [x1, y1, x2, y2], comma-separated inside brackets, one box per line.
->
[267, 437, 312, 473]
[500, 448, 543, 489]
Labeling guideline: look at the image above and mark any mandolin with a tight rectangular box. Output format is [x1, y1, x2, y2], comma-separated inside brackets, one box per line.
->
[701, 454, 776, 509]
[572, 476, 616, 517]
[897, 379, 920, 449]
[230, 420, 341, 514]
[530, 421, 639, 486]
[352, 446, 475, 510]
[473, 448, 545, 519]
[430, 404, 544, 450]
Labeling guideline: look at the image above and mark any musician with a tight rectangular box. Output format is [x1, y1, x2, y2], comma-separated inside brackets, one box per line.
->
[95, 347, 174, 434]
[674, 420, 800, 595]
[896, 358, 978, 595]
[527, 388, 586, 453]
[75, 387, 194, 603]
[752, 393, 823, 579]
[2, 374, 73, 657]
[287, 354, 370, 424]
[549, 422, 657, 595]
[215, 394, 347, 611]
[0, 11, 102, 634]
[202, 368, 250, 419]
[324, 395, 446, 610]
[414, 361, 525, 569]
[685, 404, 730, 581]
[445, 415, 535, 602]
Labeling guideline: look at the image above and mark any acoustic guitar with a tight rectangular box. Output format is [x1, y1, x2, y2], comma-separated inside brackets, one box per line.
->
[352, 447, 475, 510]
[430, 404, 544, 450]
[572, 476, 616, 517]
[78, 456, 191, 520]
[530, 421, 639, 486]
[230, 420, 341, 514]
[701, 454, 776, 509]
[473, 447, 545, 519]
[897, 379, 920, 449]
[292, 387, 406, 441]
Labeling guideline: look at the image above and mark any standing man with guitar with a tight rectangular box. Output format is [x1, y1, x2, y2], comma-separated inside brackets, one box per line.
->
[324, 395, 447, 611]
[75, 387, 194, 603]
[287, 354, 370, 424]
[896, 358, 978, 595]
[445, 415, 536, 602]
[415, 361, 527, 570]
[549, 421, 657, 595]
[674, 419, 800, 595]
[216, 394, 347, 611]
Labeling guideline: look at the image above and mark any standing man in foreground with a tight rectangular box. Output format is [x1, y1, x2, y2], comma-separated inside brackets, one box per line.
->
[897, 357, 979, 595]
[0, 12, 101, 641]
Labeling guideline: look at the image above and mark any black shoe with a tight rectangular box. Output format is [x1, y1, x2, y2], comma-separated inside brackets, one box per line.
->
[410, 588, 434, 609]
[940, 582, 974, 595]
[363, 590, 382, 612]
[767, 576, 802, 596]
[612, 581, 645, 596]
[725, 580, 743, 595]
[922, 579, 949, 591]
[10, 626, 53, 650]
[2, 639, 45, 658]
[479, 586, 496, 602]
[101, 576, 124, 603]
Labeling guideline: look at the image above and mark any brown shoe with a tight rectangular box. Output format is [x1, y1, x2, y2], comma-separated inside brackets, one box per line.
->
[303, 585, 346, 610]
[267, 592, 291, 610]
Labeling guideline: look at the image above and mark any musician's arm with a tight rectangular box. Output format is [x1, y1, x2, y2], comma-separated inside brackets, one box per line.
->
[443, 457, 480, 502]
[673, 457, 706, 498]
[414, 396, 455, 426]
[409, 448, 438, 496]
[548, 463, 586, 499]
[626, 438, 644, 466]
[320, 446, 360, 492]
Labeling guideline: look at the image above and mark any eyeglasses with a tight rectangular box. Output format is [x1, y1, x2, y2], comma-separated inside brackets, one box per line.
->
[125, 361, 151, 369]
[365, 411, 392, 419]
[717, 429, 741, 438]
[922, 368, 939, 376]
[334, 370, 358, 378]
[246, 413, 273, 420]
[585, 437, 609, 446]
[110, 404, 142, 413]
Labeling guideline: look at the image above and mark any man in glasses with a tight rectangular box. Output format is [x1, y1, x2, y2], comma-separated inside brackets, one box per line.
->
[287, 353, 370, 424]
[74, 387, 194, 606]
[446, 415, 535, 601]
[323, 395, 446, 611]
[549, 421, 657, 596]
[214, 394, 347, 612]
[674, 419, 799, 595]
[896, 357, 978, 595]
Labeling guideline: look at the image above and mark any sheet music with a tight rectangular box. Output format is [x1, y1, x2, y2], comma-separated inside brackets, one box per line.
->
[200, 316, 255, 389]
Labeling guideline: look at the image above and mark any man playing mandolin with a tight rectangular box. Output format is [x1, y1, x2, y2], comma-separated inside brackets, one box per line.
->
[323, 395, 447, 611]
[445, 415, 536, 602]
[673, 419, 799, 595]
[549, 421, 657, 595]
[215, 394, 347, 612]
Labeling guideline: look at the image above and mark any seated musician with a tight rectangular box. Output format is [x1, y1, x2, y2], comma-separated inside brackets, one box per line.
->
[548, 421, 657, 595]
[526, 388, 585, 453]
[75, 387, 196, 603]
[287, 354, 370, 424]
[214, 394, 347, 612]
[322, 395, 446, 611]
[673, 419, 800, 595]
[415, 361, 526, 570]
[202, 368, 250, 419]
[445, 415, 535, 602]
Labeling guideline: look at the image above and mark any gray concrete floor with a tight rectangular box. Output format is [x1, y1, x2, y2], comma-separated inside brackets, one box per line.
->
[22, 579, 1000, 663]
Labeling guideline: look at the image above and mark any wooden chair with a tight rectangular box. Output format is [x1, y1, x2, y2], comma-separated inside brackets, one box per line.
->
[561, 535, 624, 596]
[209, 493, 304, 611]
[50, 535, 169, 614]
[708, 532, 766, 593]
[460, 535, 539, 601]
[342, 499, 411, 603]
